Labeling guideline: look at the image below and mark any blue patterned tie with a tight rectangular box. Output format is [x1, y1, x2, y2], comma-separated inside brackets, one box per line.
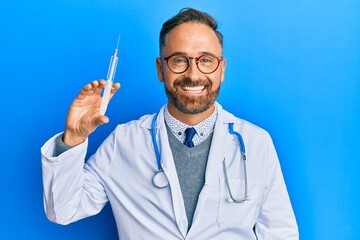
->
[184, 127, 196, 148]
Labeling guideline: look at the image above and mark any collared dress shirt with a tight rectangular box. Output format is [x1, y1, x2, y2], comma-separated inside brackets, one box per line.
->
[164, 105, 217, 146]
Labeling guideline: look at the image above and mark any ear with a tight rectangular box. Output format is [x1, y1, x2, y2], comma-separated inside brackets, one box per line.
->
[220, 58, 226, 82]
[156, 57, 164, 82]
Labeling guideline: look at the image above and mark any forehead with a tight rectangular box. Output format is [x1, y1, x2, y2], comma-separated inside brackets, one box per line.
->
[162, 22, 222, 56]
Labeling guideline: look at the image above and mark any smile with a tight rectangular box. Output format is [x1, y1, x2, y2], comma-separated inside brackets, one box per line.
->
[182, 85, 205, 93]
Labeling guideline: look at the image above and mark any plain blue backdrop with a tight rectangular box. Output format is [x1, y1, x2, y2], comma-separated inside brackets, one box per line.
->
[1, 0, 359, 239]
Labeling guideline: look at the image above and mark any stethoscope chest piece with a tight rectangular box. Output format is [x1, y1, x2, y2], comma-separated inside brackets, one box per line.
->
[153, 171, 169, 188]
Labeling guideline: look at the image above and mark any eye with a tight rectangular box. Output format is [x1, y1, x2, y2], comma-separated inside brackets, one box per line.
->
[199, 55, 215, 64]
[171, 55, 187, 65]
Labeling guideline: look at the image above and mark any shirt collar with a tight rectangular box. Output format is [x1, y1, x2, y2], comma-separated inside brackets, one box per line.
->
[164, 105, 218, 146]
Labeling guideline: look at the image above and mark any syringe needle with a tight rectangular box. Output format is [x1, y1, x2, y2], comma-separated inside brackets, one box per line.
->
[116, 34, 121, 50]
[112, 34, 121, 57]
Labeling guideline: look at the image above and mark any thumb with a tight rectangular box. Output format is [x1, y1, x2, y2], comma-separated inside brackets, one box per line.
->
[94, 115, 109, 127]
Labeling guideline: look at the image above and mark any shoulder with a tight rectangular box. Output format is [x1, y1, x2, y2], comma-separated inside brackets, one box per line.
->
[217, 103, 271, 141]
[112, 105, 167, 136]
[238, 118, 270, 140]
[112, 113, 155, 137]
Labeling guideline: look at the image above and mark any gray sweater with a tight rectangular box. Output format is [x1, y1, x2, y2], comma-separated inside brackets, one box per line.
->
[166, 125, 213, 229]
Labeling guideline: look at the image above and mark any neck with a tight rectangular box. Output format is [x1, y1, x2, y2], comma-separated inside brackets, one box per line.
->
[167, 103, 215, 126]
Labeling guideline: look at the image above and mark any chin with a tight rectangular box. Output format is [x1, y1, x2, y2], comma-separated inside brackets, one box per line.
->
[165, 84, 220, 115]
[172, 97, 216, 114]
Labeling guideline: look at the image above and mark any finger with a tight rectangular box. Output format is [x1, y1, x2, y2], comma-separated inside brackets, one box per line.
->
[94, 79, 107, 95]
[77, 82, 95, 100]
[112, 82, 121, 91]
[111, 82, 121, 94]
[78, 80, 101, 100]
[109, 83, 121, 100]
[98, 79, 107, 86]
[90, 80, 101, 95]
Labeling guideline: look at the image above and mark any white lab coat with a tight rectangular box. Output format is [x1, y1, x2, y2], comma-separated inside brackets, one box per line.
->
[41, 103, 298, 240]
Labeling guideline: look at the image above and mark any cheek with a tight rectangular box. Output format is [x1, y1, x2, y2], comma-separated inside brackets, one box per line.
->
[163, 72, 179, 87]
[209, 73, 223, 86]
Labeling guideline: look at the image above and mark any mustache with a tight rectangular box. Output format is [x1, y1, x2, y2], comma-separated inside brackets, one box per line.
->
[173, 77, 212, 88]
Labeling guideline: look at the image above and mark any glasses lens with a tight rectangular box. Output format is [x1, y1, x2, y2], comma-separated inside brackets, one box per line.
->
[165, 54, 221, 74]
[167, 55, 188, 73]
[198, 55, 219, 73]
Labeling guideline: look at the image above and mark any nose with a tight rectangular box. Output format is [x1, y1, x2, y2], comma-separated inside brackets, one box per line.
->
[184, 58, 202, 80]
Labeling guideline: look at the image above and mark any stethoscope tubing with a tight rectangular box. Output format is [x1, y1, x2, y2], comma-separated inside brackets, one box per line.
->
[151, 112, 162, 172]
[150, 111, 249, 203]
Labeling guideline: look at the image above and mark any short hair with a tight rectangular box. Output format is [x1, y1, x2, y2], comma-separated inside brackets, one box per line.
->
[159, 8, 223, 53]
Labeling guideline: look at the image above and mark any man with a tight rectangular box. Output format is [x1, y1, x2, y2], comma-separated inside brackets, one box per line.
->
[41, 8, 298, 239]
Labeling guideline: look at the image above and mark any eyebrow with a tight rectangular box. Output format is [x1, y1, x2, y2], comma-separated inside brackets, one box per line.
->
[166, 51, 217, 57]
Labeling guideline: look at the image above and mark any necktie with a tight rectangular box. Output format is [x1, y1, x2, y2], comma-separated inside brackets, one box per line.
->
[184, 127, 196, 148]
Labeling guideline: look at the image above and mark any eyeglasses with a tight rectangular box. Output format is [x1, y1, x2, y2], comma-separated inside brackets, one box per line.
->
[160, 53, 223, 74]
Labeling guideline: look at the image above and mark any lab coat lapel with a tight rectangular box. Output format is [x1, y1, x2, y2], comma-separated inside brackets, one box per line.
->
[204, 103, 235, 186]
[204, 116, 228, 186]
[190, 103, 234, 228]
[155, 107, 189, 238]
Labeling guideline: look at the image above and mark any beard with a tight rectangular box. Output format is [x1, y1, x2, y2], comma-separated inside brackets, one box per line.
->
[165, 76, 220, 114]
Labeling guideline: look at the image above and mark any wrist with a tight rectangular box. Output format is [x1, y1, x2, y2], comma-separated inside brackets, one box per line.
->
[63, 130, 86, 146]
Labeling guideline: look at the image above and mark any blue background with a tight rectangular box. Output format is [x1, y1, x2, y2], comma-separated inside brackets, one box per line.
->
[1, 0, 359, 239]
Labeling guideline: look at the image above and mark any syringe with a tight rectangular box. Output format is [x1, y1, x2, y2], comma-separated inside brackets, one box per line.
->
[100, 34, 121, 115]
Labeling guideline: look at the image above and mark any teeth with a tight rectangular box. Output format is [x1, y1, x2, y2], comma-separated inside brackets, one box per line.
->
[183, 86, 205, 93]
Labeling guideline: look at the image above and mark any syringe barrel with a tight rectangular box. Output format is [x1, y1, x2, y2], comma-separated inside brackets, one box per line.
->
[100, 82, 112, 115]
[107, 55, 118, 81]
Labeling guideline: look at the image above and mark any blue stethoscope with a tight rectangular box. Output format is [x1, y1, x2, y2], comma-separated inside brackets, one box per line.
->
[151, 111, 250, 203]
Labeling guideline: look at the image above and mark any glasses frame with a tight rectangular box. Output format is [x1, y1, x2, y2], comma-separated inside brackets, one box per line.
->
[160, 53, 223, 74]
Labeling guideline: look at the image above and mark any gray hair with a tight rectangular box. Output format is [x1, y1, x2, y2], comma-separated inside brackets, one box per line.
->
[159, 8, 223, 53]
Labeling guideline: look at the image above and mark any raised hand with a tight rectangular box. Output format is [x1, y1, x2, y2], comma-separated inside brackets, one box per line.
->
[63, 80, 121, 146]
